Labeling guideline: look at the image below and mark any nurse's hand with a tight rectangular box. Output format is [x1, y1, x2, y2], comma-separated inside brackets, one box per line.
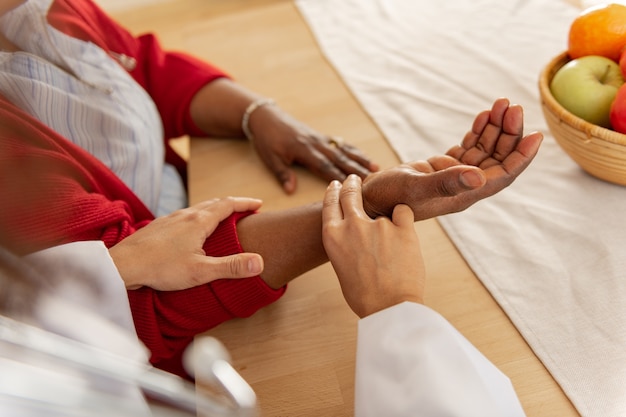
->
[322, 175, 425, 318]
[110, 197, 265, 291]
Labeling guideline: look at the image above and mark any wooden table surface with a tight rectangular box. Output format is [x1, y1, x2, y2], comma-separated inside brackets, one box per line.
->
[107, 1, 583, 416]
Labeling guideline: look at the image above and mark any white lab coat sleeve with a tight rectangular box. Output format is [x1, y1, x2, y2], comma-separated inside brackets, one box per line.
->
[24, 240, 143, 356]
[5, 241, 153, 417]
[354, 301, 527, 417]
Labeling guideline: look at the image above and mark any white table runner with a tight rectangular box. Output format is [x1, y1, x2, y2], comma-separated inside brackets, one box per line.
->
[295, 1, 626, 416]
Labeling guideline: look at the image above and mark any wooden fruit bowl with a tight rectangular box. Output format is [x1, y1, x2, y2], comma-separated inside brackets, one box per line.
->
[539, 51, 626, 186]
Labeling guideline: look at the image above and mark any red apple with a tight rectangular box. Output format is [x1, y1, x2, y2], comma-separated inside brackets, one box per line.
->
[610, 83, 626, 134]
[620, 48, 626, 79]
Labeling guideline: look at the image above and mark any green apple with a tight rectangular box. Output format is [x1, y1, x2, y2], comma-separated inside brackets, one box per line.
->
[550, 55, 624, 128]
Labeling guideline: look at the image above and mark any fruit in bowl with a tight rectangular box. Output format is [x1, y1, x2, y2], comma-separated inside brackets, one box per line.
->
[549, 3, 626, 132]
[549, 55, 623, 128]
[539, 3, 626, 187]
[611, 53, 626, 134]
[610, 82, 626, 133]
[539, 52, 626, 186]
[568, 3, 626, 62]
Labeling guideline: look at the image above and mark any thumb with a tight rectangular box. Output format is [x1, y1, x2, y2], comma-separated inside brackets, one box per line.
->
[429, 166, 486, 197]
[197, 253, 264, 282]
[391, 204, 415, 228]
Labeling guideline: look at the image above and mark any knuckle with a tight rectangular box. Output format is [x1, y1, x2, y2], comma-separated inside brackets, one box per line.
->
[227, 257, 242, 276]
[318, 159, 335, 173]
[340, 181, 360, 196]
[321, 223, 342, 245]
[183, 208, 202, 222]
[322, 218, 339, 232]
[322, 199, 338, 211]
[186, 263, 207, 286]
[437, 179, 458, 197]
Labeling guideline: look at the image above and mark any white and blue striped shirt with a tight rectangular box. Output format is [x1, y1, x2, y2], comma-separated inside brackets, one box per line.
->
[0, 0, 187, 216]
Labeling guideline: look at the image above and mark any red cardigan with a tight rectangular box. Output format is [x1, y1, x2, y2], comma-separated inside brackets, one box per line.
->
[0, 0, 285, 377]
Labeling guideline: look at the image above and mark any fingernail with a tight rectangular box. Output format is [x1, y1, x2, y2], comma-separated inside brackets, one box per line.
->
[460, 170, 485, 188]
[248, 256, 263, 275]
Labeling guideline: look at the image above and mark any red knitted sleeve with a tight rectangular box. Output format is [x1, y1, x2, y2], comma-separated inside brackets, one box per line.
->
[128, 211, 286, 377]
[0, 95, 285, 378]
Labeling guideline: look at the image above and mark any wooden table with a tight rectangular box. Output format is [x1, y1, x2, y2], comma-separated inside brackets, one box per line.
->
[108, 1, 582, 415]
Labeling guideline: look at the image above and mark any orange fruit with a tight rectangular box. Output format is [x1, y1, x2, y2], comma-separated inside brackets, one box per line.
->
[568, 3, 626, 62]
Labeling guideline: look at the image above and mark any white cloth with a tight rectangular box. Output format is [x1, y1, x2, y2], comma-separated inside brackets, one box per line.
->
[356, 302, 525, 417]
[294, 1, 626, 417]
[0, 0, 186, 216]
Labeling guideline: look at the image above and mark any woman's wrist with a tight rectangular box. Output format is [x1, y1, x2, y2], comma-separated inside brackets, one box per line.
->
[241, 98, 276, 140]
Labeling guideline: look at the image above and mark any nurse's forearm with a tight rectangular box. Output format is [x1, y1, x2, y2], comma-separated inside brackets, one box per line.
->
[235, 202, 327, 289]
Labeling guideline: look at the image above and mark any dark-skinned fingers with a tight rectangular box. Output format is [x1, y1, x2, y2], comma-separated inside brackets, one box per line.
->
[294, 145, 360, 183]
[462, 98, 510, 155]
[491, 105, 525, 160]
[445, 144, 466, 161]
[425, 155, 463, 171]
[487, 97, 510, 127]
[462, 98, 510, 150]
[502, 103, 524, 136]
[260, 151, 299, 194]
[272, 165, 297, 194]
[317, 160, 348, 183]
[462, 106, 524, 165]
[339, 144, 380, 172]
[498, 132, 543, 175]
[330, 151, 372, 178]
[517, 132, 544, 158]
[281, 171, 298, 194]
[458, 124, 499, 165]
[316, 142, 373, 179]
[462, 110, 491, 149]
[491, 133, 522, 162]
[305, 152, 348, 183]
[479, 133, 543, 184]
[467, 109, 510, 161]
[406, 159, 437, 173]
[436, 166, 486, 193]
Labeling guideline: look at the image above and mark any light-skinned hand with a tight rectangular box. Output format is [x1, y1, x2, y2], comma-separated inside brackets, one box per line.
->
[322, 175, 425, 318]
[109, 197, 264, 291]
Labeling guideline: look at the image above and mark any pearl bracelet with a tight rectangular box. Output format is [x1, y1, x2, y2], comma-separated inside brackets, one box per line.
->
[241, 98, 276, 141]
